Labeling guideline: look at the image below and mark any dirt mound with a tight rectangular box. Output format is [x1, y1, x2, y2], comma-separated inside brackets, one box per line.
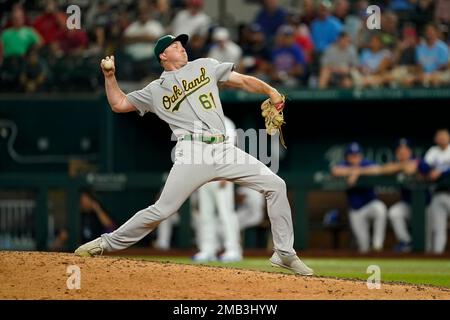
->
[0, 251, 449, 300]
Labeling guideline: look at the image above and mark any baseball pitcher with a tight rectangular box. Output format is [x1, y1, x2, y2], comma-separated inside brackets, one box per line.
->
[75, 34, 313, 275]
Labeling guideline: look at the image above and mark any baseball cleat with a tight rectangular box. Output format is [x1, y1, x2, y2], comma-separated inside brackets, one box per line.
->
[269, 252, 314, 276]
[74, 237, 105, 257]
[219, 251, 243, 263]
[191, 251, 217, 263]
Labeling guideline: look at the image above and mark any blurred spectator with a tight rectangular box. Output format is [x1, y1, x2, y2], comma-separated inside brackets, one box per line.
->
[331, 142, 387, 253]
[295, 26, 314, 64]
[425, 129, 450, 254]
[171, 0, 211, 37]
[412, 0, 435, 34]
[19, 47, 49, 93]
[51, 189, 116, 251]
[90, 0, 113, 51]
[372, 138, 432, 253]
[382, 25, 418, 87]
[185, 33, 209, 60]
[1, 3, 33, 29]
[350, 0, 371, 48]
[270, 25, 307, 87]
[59, 28, 89, 56]
[333, 0, 351, 23]
[385, 139, 416, 252]
[425, 129, 450, 185]
[32, 0, 66, 45]
[154, 172, 179, 251]
[236, 186, 266, 230]
[154, 213, 179, 250]
[0, 6, 42, 63]
[413, 23, 449, 87]
[435, 0, 450, 25]
[299, 0, 317, 27]
[236, 23, 271, 80]
[380, 11, 399, 49]
[152, 0, 174, 28]
[387, 0, 414, 42]
[318, 32, 357, 88]
[0, 0, 448, 92]
[254, 0, 287, 42]
[389, 0, 414, 12]
[207, 27, 242, 65]
[351, 34, 392, 88]
[388, 0, 414, 23]
[290, 16, 314, 63]
[123, 4, 164, 79]
[310, 0, 343, 53]
[45, 41, 67, 89]
[104, 5, 130, 56]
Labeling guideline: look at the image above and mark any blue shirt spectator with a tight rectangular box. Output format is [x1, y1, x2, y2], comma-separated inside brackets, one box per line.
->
[399, 159, 432, 204]
[272, 43, 306, 73]
[359, 48, 391, 73]
[416, 39, 449, 73]
[311, 16, 343, 52]
[337, 159, 378, 210]
[254, 0, 287, 41]
[270, 25, 307, 85]
[389, 0, 414, 11]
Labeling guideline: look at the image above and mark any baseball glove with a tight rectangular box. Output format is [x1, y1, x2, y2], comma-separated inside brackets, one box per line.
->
[261, 94, 287, 148]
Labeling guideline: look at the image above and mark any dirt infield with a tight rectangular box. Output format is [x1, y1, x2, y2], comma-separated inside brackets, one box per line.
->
[1, 251, 449, 300]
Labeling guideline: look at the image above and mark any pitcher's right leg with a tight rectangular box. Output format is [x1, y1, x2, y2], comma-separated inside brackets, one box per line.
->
[75, 163, 215, 256]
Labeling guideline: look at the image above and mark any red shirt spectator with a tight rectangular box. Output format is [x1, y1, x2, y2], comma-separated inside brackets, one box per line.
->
[295, 24, 314, 63]
[58, 29, 89, 55]
[33, 0, 67, 45]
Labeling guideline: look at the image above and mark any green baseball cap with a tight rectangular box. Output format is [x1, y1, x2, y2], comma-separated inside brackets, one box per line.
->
[154, 34, 189, 62]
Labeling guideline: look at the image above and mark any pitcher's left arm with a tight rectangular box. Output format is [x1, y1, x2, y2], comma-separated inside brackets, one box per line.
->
[223, 71, 283, 104]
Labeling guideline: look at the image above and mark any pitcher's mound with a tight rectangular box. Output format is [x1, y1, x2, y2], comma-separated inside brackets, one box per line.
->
[0, 251, 449, 300]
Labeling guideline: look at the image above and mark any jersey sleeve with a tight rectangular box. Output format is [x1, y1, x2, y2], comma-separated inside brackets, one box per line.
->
[208, 58, 235, 82]
[126, 84, 155, 116]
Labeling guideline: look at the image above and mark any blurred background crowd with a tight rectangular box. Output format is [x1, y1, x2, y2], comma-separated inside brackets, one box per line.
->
[1, 0, 449, 93]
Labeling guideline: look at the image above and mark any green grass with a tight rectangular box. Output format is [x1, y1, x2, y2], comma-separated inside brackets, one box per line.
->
[130, 256, 450, 288]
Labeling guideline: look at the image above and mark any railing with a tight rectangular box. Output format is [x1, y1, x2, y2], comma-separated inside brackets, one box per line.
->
[219, 87, 450, 103]
[0, 172, 448, 252]
[0, 199, 36, 250]
[0, 173, 183, 251]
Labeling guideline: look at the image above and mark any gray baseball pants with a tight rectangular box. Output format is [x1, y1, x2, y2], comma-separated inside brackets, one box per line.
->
[101, 140, 296, 256]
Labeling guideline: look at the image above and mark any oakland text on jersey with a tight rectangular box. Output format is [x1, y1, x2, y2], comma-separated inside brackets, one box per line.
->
[163, 67, 211, 112]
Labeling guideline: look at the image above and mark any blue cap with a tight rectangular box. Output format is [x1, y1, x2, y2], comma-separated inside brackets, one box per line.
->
[345, 142, 363, 155]
[278, 24, 294, 36]
[249, 23, 262, 33]
[396, 138, 411, 148]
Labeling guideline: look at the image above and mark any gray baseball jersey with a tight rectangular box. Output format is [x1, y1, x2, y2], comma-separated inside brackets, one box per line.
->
[126, 58, 233, 136]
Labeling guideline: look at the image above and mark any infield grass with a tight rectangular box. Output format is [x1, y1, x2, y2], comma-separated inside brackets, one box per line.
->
[132, 256, 450, 288]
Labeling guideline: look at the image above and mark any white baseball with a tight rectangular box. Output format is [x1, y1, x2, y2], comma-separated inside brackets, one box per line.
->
[103, 59, 114, 70]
